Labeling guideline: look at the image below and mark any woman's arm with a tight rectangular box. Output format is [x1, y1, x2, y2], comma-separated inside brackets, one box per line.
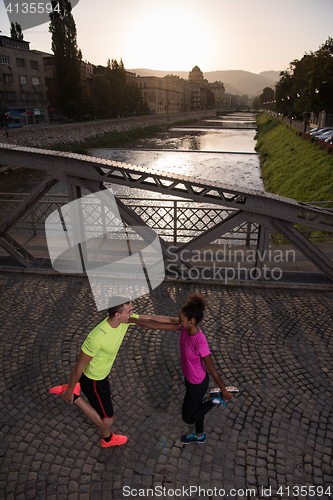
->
[138, 314, 179, 323]
[203, 354, 233, 401]
[129, 316, 179, 331]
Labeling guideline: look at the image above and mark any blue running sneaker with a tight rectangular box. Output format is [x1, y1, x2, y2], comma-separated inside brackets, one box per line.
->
[209, 388, 227, 407]
[181, 432, 206, 444]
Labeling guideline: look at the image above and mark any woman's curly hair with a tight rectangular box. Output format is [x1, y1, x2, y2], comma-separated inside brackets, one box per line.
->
[181, 293, 206, 324]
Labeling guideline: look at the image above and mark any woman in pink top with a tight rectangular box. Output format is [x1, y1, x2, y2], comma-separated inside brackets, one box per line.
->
[131, 293, 233, 444]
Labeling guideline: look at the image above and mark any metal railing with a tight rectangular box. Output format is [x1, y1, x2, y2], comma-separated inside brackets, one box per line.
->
[0, 193, 258, 245]
[1, 193, 332, 245]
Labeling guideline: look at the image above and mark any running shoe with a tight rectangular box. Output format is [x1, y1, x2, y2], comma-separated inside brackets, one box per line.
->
[49, 383, 81, 396]
[181, 432, 206, 444]
[225, 386, 239, 394]
[101, 433, 128, 447]
[209, 388, 227, 407]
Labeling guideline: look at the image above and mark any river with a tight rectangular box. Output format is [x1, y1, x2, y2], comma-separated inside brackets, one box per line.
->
[89, 112, 263, 197]
[0, 112, 262, 196]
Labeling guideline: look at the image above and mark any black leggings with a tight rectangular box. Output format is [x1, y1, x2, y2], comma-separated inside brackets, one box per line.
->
[182, 373, 214, 435]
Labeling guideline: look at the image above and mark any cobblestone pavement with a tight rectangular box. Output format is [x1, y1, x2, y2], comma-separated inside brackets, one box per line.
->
[0, 271, 333, 500]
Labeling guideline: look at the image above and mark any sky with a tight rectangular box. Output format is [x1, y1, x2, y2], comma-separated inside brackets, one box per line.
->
[1, 0, 332, 75]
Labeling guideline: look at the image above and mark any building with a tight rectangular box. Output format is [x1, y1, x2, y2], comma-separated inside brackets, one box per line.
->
[136, 75, 183, 114]
[208, 81, 225, 109]
[0, 35, 48, 126]
[136, 66, 227, 115]
[221, 92, 241, 109]
[188, 65, 204, 82]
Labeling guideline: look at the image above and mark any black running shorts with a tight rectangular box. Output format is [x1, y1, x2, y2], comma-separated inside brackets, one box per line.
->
[75, 372, 114, 420]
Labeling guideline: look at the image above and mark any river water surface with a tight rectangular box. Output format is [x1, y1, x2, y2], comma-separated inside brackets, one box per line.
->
[0, 112, 262, 197]
[88, 112, 263, 197]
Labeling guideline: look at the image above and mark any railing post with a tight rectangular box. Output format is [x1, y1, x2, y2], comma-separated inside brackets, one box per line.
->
[254, 224, 270, 280]
[101, 200, 107, 239]
[245, 221, 251, 246]
[30, 210, 37, 235]
[173, 200, 177, 245]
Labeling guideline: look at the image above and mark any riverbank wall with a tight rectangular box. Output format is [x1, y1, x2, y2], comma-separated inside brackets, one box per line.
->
[0, 110, 214, 149]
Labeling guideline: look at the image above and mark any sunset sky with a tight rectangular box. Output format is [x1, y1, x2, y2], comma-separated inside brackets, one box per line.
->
[1, 0, 332, 74]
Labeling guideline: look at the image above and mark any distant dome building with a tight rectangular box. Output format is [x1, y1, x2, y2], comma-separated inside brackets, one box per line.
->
[188, 65, 204, 81]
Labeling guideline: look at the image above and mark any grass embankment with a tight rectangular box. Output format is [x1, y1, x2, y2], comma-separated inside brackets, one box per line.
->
[255, 113, 333, 202]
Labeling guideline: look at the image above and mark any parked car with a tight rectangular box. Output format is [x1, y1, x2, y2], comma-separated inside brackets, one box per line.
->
[316, 130, 333, 140]
[310, 127, 320, 134]
[310, 127, 333, 136]
[324, 133, 333, 144]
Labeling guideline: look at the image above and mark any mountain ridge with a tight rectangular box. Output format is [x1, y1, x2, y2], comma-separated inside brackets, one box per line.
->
[129, 68, 281, 96]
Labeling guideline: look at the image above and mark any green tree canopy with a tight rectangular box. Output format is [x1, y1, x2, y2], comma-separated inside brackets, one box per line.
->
[260, 87, 274, 107]
[10, 22, 23, 40]
[92, 59, 147, 118]
[275, 37, 333, 117]
[252, 96, 260, 110]
[49, 0, 84, 119]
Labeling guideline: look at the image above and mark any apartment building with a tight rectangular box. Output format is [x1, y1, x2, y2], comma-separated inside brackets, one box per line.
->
[137, 75, 183, 114]
[209, 81, 226, 109]
[0, 35, 48, 126]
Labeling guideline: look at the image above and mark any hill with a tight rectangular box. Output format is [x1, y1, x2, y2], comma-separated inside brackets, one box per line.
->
[129, 68, 281, 96]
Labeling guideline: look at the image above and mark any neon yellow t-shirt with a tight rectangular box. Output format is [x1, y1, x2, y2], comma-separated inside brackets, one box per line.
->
[82, 314, 139, 380]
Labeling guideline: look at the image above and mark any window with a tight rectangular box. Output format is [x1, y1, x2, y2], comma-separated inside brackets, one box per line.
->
[30, 60, 39, 70]
[32, 77, 40, 86]
[21, 92, 29, 101]
[16, 58, 25, 67]
[3, 74, 13, 83]
[19, 75, 28, 85]
[1, 56, 11, 65]
[45, 67, 54, 78]
[5, 92, 15, 101]
[3, 39, 29, 50]
[34, 93, 42, 101]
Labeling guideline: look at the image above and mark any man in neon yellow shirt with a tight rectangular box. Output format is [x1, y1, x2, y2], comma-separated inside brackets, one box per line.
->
[60, 299, 172, 448]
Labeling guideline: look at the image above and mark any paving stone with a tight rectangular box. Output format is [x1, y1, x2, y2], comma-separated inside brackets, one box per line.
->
[1, 274, 333, 498]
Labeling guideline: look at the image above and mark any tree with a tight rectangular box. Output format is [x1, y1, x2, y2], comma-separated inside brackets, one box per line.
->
[260, 87, 274, 108]
[92, 59, 147, 118]
[240, 95, 249, 106]
[274, 38, 333, 119]
[49, 0, 84, 119]
[252, 96, 260, 110]
[10, 22, 23, 40]
[207, 88, 215, 109]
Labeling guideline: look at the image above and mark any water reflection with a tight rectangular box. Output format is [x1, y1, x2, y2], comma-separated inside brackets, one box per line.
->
[89, 113, 263, 197]
[1, 113, 263, 198]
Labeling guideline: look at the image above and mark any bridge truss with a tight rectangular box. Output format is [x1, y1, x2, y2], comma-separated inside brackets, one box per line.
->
[0, 143, 333, 281]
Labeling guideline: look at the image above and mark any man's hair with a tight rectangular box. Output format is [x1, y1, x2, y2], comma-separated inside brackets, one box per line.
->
[108, 297, 131, 318]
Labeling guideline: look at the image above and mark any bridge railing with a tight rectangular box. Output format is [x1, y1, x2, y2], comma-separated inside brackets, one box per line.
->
[1, 193, 332, 246]
[0, 193, 258, 245]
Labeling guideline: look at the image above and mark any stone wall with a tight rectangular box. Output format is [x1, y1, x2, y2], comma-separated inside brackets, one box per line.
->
[0, 110, 214, 149]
